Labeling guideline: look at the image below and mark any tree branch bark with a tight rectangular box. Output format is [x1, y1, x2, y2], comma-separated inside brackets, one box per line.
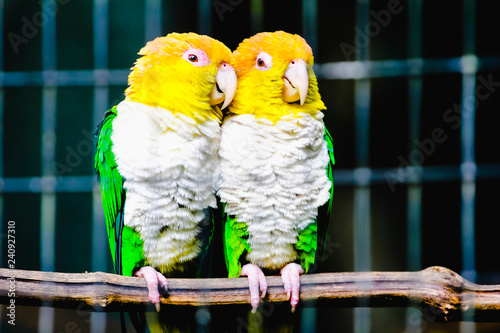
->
[2, 266, 500, 322]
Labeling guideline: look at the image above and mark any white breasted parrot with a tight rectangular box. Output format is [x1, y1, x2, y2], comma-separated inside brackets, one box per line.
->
[95, 32, 236, 312]
[218, 31, 334, 313]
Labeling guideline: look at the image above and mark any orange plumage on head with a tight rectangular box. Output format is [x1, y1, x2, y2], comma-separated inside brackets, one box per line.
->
[125, 32, 234, 121]
[230, 31, 325, 123]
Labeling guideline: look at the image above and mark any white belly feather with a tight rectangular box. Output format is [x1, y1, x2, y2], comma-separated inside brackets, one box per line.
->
[218, 112, 331, 269]
[111, 101, 220, 272]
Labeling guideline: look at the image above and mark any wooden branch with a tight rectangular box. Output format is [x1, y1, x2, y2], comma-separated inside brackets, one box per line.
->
[2, 266, 500, 322]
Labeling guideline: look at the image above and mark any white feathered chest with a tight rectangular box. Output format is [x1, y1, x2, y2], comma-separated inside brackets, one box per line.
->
[218, 112, 331, 269]
[111, 100, 220, 272]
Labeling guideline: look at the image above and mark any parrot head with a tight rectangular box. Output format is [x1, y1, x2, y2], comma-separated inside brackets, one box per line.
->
[125, 32, 237, 120]
[231, 31, 325, 122]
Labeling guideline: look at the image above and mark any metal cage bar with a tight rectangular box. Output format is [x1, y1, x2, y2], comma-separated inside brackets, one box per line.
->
[145, 0, 162, 42]
[1, 164, 500, 193]
[250, 0, 264, 35]
[460, 0, 477, 283]
[38, 1, 58, 331]
[405, 0, 423, 331]
[302, 0, 318, 57]
[0, 0, 4, 331]
[198, 0, 212, 36]
[353, 0, 372, 332]
[91, 0, 110, 331]
[0, 0, 3, 180]
[3, 57, 500, 88]
[460, 0, 477, 331]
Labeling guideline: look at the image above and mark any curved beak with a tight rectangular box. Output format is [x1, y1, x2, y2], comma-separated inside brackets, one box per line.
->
[210, 62, 237, 110]
[283, 59, 309, 105]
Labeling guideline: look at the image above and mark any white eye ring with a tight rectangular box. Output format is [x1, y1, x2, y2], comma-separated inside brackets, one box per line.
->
[255, 51, 272, 71]
[182, 48, 210, 67]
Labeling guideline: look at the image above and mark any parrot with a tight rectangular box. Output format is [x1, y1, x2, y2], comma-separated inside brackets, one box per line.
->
[95, 32, 237, 316]
[218, 31, 335, 314]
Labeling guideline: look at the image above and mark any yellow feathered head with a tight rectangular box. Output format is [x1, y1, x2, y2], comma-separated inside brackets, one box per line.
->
[231, 31, 326, 122]
[126, 32, 236, 121]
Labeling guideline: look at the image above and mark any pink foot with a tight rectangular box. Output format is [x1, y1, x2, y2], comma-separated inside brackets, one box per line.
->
[135, 266, 168, 311]
[241, 264, 268, 313]
[280, 263, 304, 312]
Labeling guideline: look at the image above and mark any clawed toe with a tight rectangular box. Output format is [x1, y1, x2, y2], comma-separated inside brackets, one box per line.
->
[241, 264, 268, 313]
[280, 263, 304, 312]
[135, 266, 168, 311]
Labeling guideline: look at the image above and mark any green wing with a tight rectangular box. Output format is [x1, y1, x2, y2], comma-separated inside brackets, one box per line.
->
[296, 124, 335, 273]
[324, 125, 335, 215]
[222, 203, 250, 278]
[95, 106, 145, 276]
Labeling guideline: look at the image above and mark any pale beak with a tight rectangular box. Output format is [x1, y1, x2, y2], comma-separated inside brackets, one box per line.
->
[210, 62, 237, 110]
[283, 59, 309, 105]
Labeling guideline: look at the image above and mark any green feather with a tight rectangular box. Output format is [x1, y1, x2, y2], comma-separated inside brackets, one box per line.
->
[296, 223, 318, 273]
[222, 203, 250, 278]
[95, 106, 145, 276]
[121, 225, 145, 276]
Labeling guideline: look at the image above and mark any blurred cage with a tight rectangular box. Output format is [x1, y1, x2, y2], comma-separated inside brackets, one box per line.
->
[1, 0, 500, 332]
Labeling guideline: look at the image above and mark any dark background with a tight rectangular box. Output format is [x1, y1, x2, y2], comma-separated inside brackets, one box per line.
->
[1, 0, 500, 332]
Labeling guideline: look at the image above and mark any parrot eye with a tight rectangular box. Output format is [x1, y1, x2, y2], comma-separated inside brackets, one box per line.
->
[255, 51, 272, 71]
[182, 48, 210, 67]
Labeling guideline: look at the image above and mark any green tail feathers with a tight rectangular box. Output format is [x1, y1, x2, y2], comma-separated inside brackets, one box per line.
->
[222, 204, 250, 278]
